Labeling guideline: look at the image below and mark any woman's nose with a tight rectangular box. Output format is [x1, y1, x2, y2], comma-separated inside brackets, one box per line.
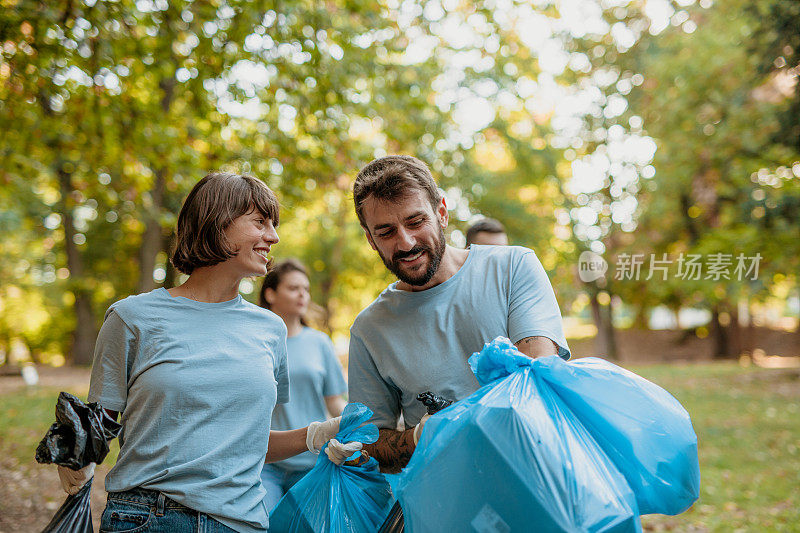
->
[264, 221, 279, 244]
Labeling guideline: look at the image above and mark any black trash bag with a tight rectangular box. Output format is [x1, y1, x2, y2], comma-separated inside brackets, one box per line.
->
[378, 392, 454, 533]
[35, 392, 122, 533]
[35, 392, 122, 469]
[40, 477, 94, 533]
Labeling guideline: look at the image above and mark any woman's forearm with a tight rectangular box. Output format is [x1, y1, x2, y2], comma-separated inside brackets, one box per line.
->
[265, 427, 309, 463]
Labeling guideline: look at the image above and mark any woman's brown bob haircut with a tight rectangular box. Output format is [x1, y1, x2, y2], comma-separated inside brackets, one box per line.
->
[171, 172, 280, 275]
[353, 155, 441, 228]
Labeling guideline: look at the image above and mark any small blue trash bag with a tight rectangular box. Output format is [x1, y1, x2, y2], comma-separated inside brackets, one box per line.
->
[269, 403, 394, 533]
[391, 339, 641, 533]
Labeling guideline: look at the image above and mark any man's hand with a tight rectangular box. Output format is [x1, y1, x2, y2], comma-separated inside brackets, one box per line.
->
[515, 336, 558, 359]
[306, 416, 341, 454]
[412, 414, 431, 445]
[57, 463, 95, 495]
[362, 428, 416, 474]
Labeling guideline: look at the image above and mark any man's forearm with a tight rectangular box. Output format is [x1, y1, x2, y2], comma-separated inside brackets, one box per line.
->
[516, 335, 558, 358]
[363, 427, 416, 474]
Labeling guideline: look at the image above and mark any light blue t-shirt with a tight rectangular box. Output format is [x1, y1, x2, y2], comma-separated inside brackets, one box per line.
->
[348, 245, 570, 430]
[267, 327, 346, 472]
[88, 288, 289, 533]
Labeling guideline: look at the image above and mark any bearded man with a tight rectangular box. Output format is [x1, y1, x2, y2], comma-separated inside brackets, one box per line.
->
[348, 155, 570, 472]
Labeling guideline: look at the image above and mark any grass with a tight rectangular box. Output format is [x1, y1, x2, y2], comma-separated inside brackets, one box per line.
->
[0, 385, 120, 468]
[630, 363, 800, 532]
[1, 363, 798, 531]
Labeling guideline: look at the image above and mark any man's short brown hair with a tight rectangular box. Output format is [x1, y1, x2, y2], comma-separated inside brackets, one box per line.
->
[465, 218, 506, 246]
[353, 155, 441, 228]
[171, 172, 280, 275]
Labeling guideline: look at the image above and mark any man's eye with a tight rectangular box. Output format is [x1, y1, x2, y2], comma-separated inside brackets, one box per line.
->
[378, 230, 392, 238]
[409, 219, 423, 227]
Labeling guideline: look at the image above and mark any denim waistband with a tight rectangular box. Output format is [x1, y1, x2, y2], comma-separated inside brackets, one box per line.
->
[106, 487, 188, 510]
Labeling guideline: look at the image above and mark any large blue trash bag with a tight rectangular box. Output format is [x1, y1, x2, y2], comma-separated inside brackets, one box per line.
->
[390, 340, 641, 533]
[269, 403, 394, 532]
[532, 351, 701, 515]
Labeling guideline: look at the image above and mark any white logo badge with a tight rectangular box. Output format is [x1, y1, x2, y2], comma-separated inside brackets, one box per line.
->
[578, 251, 608, 282]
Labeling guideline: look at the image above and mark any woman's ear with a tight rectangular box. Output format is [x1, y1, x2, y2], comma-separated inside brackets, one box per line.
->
[264, 287, 276, 305]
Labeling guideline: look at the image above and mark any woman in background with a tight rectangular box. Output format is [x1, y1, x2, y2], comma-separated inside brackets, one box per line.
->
[258, 259, 348, 510]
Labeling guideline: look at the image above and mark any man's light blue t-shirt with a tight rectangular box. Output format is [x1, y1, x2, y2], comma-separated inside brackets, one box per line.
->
[88, 288, 289, 533]
[348, 245, 570, 430]
[268, 327, 346, 472]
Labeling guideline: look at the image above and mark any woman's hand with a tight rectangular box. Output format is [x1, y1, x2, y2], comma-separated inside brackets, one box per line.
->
[57, 463, 95, 495]
[305, 416, 341, 454]
[305, 416, 365, 465]
[324, 439, 363, 465]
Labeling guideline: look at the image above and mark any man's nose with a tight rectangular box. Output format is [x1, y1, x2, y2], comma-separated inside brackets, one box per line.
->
[396, 226, 415, 249]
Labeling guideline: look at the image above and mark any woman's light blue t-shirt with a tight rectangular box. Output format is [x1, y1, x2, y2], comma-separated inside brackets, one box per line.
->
[88, 288, 289, 533]
[267, 327, 346, 472]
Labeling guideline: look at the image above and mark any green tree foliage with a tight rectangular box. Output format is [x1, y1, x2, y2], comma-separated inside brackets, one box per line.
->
[589, 0, 799, 355]
[0, 0, 450, 362]
[2, 0, 797, 364]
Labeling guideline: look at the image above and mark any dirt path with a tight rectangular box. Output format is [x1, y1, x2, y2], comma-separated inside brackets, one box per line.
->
[0, 365, 91, 395]
[0, 457, 110, 533]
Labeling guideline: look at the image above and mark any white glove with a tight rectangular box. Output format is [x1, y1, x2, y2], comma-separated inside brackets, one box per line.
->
[306, 416, 341, 454]
[413, 414, 431, 445]
[57, 463, 95, 495]
[324, 438, 364, 465]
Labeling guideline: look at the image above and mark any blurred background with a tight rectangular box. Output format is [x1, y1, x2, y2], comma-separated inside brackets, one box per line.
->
[1, 0, 798, 531]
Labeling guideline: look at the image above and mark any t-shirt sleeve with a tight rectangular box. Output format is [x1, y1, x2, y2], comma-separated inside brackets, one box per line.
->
[274, 335, 290, 404]
[347, 332, 401, 429]
[87, 309, 137, 412]
[508, 250, 571, 359]
[320, 335, 347, 397]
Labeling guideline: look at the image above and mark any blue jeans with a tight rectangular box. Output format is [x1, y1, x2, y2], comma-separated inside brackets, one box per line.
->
[100, 487, 238, 533]
[260, 464, 309, 512]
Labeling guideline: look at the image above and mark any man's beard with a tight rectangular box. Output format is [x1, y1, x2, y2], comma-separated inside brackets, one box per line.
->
[379, 225, 446, 287]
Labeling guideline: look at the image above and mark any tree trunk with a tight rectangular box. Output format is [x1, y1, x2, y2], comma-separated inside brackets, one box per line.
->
[710, 306, 731, 359]
[163, 232, 179, 288]
[136, 168, 166, 293]
[590, 290, 619, 360]
[633, 302, 650, 330]
[58, 167, 97, 366]
[317, 195, 349, 335]
[603, 297, 619, 359]
[741, 298, 755, 356]
[137, 69, 176, 293]
[728, 305, 742, 358]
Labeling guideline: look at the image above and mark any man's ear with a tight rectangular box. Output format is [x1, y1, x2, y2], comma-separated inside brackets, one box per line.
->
[364, 227, 378, 251]
[437, 197, 449, 228]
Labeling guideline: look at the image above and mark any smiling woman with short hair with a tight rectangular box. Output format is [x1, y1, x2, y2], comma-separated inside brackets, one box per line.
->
[55, 172, 352, 533]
